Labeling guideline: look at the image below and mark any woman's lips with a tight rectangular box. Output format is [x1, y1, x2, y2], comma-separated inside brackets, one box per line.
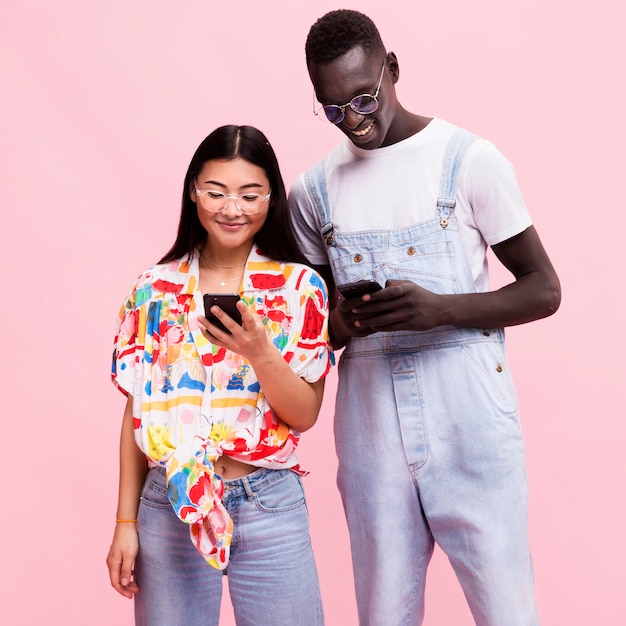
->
[217, 221, 247, 230]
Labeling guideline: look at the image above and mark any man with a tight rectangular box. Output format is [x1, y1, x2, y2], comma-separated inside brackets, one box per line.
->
[288, 9, 561, 626]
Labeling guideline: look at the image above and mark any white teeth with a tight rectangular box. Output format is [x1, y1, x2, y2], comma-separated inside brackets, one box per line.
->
[352, 122, 374, 137]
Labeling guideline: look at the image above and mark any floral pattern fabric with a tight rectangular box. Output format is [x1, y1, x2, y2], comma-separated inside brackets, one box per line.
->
[112, 247, 333, 569]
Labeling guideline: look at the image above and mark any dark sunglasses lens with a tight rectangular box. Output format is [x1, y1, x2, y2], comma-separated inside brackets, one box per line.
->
[352, 95, 378, 114]
[323, 105, 344, 124]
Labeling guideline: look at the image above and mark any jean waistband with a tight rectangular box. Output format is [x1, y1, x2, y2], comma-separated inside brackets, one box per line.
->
[151, 464, 292, 497]
[221, 467, 292, 498]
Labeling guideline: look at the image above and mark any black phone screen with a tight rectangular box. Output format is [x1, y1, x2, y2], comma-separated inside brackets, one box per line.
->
[203, 294, 242, 333]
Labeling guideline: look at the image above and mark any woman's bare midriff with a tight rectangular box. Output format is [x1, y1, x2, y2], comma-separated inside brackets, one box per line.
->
[216, 455, 257, 480]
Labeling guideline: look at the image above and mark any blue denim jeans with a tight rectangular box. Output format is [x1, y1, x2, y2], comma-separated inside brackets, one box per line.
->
[303, 129, 539, 625]
[134, 466, 324, 626]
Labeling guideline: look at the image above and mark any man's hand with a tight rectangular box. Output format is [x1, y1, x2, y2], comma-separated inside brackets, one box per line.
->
[337, 280, 447, 334]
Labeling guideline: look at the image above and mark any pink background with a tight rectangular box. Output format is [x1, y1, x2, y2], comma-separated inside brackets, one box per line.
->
[2, 1, 624, 624]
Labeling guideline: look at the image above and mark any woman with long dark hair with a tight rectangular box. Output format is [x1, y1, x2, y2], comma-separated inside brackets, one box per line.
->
[106, 125, 332, 625]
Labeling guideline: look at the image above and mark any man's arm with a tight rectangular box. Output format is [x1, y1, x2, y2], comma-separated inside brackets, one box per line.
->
[334, 226, 561, 336]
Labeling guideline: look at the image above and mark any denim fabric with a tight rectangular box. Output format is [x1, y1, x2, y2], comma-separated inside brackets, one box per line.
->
[303, 129, 538, 626]
[135, 466, 324, 626]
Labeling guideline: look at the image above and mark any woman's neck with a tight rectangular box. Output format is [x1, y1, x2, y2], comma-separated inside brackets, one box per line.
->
[199, 244, 251, 269]
[197, 244, 251, 294]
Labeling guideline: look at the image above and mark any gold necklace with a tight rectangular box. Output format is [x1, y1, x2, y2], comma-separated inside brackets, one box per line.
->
[199, 256, 243, 287]
[200, 251, 246, 269]
[208, 275, 242, 287]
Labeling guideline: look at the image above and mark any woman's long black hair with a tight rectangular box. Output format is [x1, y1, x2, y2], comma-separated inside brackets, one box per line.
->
[159, 125, 307, 265]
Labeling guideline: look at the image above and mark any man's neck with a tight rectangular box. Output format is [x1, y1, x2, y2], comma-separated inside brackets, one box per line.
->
[381, 110, 432, 147]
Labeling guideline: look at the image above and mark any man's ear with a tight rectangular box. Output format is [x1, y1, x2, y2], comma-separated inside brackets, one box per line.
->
[387, 51, 400, 85]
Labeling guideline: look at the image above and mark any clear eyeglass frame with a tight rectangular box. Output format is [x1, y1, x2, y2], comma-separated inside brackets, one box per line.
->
[194, 189, 271, 215]
[314, 58, 387, 124]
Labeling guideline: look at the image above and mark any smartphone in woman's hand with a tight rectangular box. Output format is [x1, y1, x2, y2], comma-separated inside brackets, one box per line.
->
[203, 294, 242, 333]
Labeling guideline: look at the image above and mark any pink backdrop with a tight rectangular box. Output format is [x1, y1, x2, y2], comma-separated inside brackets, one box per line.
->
[2, 1, 624, 624]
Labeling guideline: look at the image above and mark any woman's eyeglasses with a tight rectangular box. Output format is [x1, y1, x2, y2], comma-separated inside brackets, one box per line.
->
[194, 189, 271, 215]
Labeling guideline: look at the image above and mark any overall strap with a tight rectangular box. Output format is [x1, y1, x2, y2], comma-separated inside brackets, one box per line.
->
[437, 128, 480, 228]
[303, 158, 336, 246]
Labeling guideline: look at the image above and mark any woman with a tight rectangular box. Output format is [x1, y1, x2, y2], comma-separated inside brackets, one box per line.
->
[106, 125, 333, 626]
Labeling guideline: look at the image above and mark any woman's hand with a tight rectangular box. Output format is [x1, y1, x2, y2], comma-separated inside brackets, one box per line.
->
[107, 394, 146, 599]
[198, 300, 274, 362]
[106, 522, 140, 599]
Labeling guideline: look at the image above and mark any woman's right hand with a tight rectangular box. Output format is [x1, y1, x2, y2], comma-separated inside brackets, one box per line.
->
[106, 522, 140, 598]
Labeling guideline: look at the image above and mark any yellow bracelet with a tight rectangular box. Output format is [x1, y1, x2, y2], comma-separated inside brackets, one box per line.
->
[116, 519, 137, 523]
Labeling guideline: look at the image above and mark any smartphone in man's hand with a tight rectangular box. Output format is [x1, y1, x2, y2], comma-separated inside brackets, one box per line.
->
[337, 280, 382, 299]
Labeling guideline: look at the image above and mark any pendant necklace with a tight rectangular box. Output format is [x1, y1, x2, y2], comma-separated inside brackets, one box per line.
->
[199, 255, 243, 287]
[211, 274, 242, 288]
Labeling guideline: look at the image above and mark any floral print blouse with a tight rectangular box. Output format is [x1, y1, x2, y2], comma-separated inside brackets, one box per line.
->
[112, 247, 333, 569]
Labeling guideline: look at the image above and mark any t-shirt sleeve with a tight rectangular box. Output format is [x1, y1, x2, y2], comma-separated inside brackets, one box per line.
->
[288, 175, 331, 267]
[285, 267, 334, 383]
[111, 283, 141, 397]
[463, 140, 533, 246]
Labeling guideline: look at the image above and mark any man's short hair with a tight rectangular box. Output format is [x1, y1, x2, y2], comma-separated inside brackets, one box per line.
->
[305, 10, 385, 68]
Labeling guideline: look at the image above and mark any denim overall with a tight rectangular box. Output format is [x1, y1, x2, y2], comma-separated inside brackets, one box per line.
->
[304, 130, 539, 626]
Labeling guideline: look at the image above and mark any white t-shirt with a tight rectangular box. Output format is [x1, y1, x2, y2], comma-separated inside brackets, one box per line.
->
[289, 118, 532, 293]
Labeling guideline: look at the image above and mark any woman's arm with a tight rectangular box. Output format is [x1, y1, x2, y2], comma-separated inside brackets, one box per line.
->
[106, 394, 148, 598]
[199, 303, 326, 433]
[240, 340, 326, 433]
